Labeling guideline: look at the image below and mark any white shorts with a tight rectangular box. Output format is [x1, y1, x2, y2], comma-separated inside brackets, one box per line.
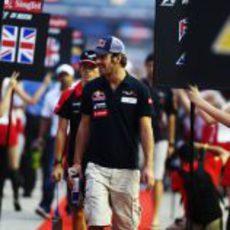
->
[154, 140, 168, 180]
[84, 162, 141, 229]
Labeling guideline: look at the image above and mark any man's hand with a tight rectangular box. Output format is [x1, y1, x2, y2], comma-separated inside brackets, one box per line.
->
[67, 163, 82, 188]
[141, 166, 155, 189]
[68, 163, 82, 176]
[52, 164, 64, 182]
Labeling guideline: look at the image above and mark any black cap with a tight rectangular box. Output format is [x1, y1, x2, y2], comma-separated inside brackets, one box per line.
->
[79, 50, 97, 66]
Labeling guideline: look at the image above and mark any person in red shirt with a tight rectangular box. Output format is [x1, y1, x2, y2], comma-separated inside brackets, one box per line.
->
[0, 71, 51, 214]
[52, 50, 99, 230]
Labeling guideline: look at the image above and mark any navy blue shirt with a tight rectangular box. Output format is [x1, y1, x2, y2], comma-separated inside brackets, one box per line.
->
[81, 74, 153, 169]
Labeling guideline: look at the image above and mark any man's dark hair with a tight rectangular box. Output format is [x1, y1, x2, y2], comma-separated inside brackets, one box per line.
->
[112, 53, 127, 67]
[145, 53, 154, 64]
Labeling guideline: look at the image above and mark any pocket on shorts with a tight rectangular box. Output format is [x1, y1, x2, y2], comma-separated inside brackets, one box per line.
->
[132, 197, 141, 229]
[85, 162, 95, 176]
[84, 179, 98, 222]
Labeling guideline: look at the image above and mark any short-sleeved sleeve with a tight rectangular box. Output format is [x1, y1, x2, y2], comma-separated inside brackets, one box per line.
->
[54, 90, 72, 119]
[81, 84, 92, 115]
[137, 83, 153, 118]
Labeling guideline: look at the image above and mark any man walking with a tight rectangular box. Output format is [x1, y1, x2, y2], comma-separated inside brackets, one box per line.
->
[52, 50, 99, 230]
[72, 36, 155, 230]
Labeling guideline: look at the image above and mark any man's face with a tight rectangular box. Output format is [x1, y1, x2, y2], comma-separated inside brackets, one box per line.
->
[57, 72, 73, 88]
[96, 53, 114, 76]
[145, 60, 154, 79]
[79, 62, 99, 83]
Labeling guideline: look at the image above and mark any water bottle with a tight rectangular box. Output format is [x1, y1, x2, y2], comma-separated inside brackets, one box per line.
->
[68, 167, 80, 205]
[71, 176, 80, 205]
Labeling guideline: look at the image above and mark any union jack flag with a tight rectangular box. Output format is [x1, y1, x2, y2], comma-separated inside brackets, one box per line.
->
[0, 25, 18, 63]
[45, 37, 60, 67]
[17, 27, 37, 65]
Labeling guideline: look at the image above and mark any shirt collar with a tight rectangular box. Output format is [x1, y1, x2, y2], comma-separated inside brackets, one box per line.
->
[101, 72, 131, 88]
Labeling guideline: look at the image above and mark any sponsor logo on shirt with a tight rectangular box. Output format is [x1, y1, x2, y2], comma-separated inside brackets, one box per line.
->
[72, 101, 81, 114]
[72, 102, 81, 106]
[121, 96, 137, 104]
[92, 90, 106, 101]
[93, 102, 107, 110]
[93, 109, 108, 117]
[122, 90, 136, 97]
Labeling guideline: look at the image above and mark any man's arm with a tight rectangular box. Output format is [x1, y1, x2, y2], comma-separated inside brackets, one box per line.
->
[52, 117, 68, 181]
[73, 114, 91, 172]
[168, 114, 176, 156]
[139, 116, 155, 187]
[55, 117, 68, 163]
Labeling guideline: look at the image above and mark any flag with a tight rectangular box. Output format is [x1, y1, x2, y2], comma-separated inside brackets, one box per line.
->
[45, 37, 60, 67]
[0, 25, 18, 63]
[17, 27, 37, 64]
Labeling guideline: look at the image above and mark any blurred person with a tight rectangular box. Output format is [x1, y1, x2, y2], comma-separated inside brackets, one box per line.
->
[189, 86, 230, 229]
[0, 72, 18, 117]
[52, 50, 99, 230]
[142, 53, 176, 229]
[176, 88, 226, 143]
[35, 64, 75, 219]
[176, 89, 229, 189]
[170, 142, 226, 230]
[0, 72, 51, 213]
[71, 35, 154, 230]
[20, 77, 55, 197]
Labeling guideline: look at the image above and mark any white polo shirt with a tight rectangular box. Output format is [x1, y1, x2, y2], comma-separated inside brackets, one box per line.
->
[41, 84, 61, 137]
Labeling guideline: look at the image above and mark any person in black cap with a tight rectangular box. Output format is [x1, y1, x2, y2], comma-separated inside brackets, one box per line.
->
[71, 36, 155, 230]
[52, 50, 99, 230]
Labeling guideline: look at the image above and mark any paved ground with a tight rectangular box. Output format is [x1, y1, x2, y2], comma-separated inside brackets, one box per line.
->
[0, 172, 226, 230]
[0, 172, 67, 230]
